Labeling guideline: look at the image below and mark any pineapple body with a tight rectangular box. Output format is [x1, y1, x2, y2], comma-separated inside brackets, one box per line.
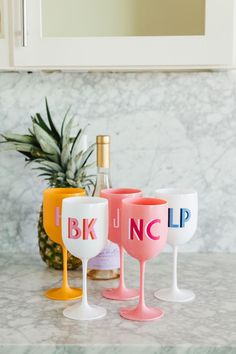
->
[38, 205, 81, 270]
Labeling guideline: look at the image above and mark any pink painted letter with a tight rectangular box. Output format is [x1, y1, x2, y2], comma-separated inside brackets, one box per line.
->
[113, 208, 120, 229]
[68, 217, 81, 239]
[146, 219, 160, 240]
[129, 218, 144, 240]
[55, 207, 60, 227]
[83, 218, 97, 240]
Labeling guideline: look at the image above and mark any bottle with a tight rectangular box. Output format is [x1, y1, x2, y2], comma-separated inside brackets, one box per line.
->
[87, 135, 120, 280]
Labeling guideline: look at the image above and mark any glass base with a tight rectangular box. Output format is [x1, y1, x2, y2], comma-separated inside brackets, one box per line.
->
[44, 287, 82, 301]
[102, 287, 139, 301]
[63, 302, 107, 321]
[120, 305, 164, 322]
[155, 288, 195, 303]
[87, 269, 120, 280]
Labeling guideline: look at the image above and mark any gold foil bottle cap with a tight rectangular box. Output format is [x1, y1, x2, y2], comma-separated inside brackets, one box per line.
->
[96, 135, 110, 168]
[96, 135, 110, 144]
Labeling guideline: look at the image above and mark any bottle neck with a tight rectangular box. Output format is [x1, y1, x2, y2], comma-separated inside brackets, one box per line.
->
[93, 166, 111, 196]
[97, 166, 110, 174]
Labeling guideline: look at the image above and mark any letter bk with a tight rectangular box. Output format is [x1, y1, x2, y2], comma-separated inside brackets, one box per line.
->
[128, 218, 160, 241]
[68, 217, 97, 240]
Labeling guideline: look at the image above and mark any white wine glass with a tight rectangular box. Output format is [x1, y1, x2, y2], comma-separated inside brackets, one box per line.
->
[62, 196, 108, 320]
[155, 188, 198, 302]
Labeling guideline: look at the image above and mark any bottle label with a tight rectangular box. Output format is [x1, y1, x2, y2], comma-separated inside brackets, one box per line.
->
[88, 241, 120, 270]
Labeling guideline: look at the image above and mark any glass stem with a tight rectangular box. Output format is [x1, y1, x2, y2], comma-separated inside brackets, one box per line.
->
[138, 260, 146, 310]
[119, 245, 125, 290]
[172, 246, 179, 293]
[62, 246, 69, 289]
[81, 259, 89, 308]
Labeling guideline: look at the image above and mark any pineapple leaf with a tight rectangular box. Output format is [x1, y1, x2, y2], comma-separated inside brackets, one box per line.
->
[66, 158, 76, 180]
[36, 160, 63, 172]
[33, 123, 60, 162]
[28, 128, 37, 141]
[22, 152, 34, 160]
[74, 150, 84, 166]
[0, 141, 19, 151]
[38, 173, 52, 177]
[81, 161, 95, 169]
[0, 141, 32, 159]
[80, 174, 96, 179]
[56, 176, 66, 182]
[61, 142, 71, 169]
[62, 117, 74, 149]
[81, 180, 95, 188]
[60, 106, 71, 148]
[84, 179, 95, 185]
[33, 114, 52, 136]
[70, 129, 82, 156]
[45, 98, 61, 141]
[32, 167, 53, 173]
[79, 144, 95, 169]
[66, 178, 78, 187]
[56, 172, 66, 178]
[75, 165, 90, 179]
[66, 171, 75, 180]
[82, 150, 94, 168]
[1, 133, 36, 144]
[0, 142, 48, 158]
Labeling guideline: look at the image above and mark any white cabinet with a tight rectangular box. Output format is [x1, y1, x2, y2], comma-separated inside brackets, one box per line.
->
[9, 0, 236, 69]
[0, 0, 10, 68]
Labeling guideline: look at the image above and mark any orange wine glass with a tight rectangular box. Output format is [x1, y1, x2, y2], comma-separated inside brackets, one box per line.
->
[43, 187, 86, 300]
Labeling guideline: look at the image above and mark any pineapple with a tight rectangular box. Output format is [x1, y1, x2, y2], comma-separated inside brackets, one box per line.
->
[0, 99, 95, 270]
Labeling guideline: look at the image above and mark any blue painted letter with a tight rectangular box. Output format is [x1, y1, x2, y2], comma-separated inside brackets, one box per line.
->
[168, 208, 179, 228]
[180, 208, 191, 228]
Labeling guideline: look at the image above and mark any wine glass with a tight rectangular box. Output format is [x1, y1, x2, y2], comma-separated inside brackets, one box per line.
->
[120, 197, 168, 321]
[154, 188, 198, 302]
[62, 196, 108, 320]
[101, 188, 142, 301]
[43, 187, 85, 300]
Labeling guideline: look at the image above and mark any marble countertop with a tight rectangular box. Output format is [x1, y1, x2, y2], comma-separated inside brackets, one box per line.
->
[0, 253, 235, 354]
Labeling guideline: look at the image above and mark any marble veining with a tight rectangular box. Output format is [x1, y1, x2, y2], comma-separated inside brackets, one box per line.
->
[0, 71, 236, 253]
[0, 253, 235, 354]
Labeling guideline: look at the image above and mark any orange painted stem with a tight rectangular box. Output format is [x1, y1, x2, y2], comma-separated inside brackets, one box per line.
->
[62, 246, 69, 290]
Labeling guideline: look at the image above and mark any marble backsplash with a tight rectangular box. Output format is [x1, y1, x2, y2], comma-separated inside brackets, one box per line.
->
[0, 71, 235, 253]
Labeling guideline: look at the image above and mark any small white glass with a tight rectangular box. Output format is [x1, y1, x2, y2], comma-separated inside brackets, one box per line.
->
[62, 196, 108, 320]
[155, 188, 198, 302]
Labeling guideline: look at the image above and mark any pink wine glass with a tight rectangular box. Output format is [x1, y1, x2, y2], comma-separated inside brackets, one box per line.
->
[120, 197, 168, 321]
[101, 188, 142, 300]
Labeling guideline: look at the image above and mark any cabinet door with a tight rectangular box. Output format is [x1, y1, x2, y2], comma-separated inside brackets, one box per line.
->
[0, 0, 10, 68]
[12, 0, 236, 69]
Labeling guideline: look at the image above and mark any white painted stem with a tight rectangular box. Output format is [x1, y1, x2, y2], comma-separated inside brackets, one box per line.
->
[81, 259, 89, 308]
[172, 246, 179, 293]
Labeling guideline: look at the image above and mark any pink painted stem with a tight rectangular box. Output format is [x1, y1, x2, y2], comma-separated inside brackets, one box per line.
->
[119, 245, 125, 290]
[138, 260, 146, 311]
